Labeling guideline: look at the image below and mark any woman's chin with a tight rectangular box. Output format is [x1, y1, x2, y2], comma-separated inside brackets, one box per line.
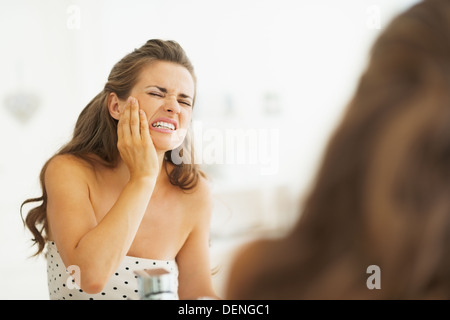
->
[153, 140, 185, 155]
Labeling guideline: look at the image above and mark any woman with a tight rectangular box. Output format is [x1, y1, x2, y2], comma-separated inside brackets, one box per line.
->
[226, 0, 450, 299]
[21, 39, 219, 300]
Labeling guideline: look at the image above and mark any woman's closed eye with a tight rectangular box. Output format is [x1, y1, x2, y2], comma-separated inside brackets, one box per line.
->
[147, 91, 192, 107]
[148, 92, 163, 98]
[179, 100, 192, 107]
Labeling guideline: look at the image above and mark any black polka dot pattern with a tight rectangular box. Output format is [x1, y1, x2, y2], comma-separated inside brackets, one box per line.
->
[46, 241, 178, 300]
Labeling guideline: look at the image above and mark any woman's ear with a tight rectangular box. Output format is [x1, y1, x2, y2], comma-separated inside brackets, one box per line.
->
[108, 92, 122, 120]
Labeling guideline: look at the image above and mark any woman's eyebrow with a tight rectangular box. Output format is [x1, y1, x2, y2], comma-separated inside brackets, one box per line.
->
[145, 85, 193, 101]
[179, 93, 193, 101]
[145, 85, 167, 92]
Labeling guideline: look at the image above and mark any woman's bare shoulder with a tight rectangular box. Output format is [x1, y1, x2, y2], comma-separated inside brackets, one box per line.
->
[177, 174, 213, 218]
[187, 174, 212, 201]
[192, 174, 212, 195]
[45, 154, 96, 182]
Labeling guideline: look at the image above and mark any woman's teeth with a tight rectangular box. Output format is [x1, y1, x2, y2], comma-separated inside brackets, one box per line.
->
[152, 121, 175, 130]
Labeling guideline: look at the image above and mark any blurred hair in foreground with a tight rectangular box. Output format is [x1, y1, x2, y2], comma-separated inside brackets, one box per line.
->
[226, 0, 450, 299]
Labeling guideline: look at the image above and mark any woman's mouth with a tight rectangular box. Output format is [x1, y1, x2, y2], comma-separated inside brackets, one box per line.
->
[152, 121, 175, 130]
[150, 118, 178, 133]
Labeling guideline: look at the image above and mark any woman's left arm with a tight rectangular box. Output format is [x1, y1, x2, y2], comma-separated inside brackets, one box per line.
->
[176, 178, 221, 300]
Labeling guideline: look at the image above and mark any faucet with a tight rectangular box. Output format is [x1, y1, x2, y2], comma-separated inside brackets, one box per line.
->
[134, 268, 178, 300]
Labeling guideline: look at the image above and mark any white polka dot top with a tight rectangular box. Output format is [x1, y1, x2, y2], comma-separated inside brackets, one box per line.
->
[46, 241, 179, 300]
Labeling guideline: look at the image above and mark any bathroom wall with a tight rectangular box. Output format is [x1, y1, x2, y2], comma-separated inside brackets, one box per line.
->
[0, 0, 420, 299]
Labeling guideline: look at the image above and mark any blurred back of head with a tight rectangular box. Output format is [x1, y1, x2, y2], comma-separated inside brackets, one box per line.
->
[227, 0, 450, 299]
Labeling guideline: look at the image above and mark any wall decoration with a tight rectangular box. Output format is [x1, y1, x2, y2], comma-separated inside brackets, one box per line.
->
[3, 91, 40, 124]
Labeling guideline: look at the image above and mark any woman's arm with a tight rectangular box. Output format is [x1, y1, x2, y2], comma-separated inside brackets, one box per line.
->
[175, 178, 221, 300]
[46, 97, 158, 293]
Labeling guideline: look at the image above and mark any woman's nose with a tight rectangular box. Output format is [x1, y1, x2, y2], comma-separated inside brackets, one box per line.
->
[163, 96, 181, 114]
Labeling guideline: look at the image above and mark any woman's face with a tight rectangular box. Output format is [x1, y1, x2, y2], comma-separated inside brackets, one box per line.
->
[127, 60, 195, 153]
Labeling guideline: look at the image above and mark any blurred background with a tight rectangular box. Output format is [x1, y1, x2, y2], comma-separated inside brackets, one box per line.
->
[0, 0, 420, 299]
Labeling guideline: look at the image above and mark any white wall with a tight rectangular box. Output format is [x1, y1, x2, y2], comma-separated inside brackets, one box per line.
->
[0, 0, 420, 299]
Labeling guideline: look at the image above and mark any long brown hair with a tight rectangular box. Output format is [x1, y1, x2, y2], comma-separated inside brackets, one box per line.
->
[227, 0, 450, 299]
[21, 39, 203, 256]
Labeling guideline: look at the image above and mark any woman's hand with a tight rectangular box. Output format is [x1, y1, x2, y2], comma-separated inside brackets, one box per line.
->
[117, 96, 158, 181]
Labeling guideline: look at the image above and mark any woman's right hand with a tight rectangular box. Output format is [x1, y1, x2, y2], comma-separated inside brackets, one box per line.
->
[117, 96, 159, 181]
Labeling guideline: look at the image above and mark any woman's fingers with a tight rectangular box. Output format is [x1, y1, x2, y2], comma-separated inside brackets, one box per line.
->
[139, 109, 152, 145]
[117, 97, 159, 178]
[119, 96, 146, 141]
[129, 97, 141, 140]
[121, 96, 151, 144]
[118, 96, 133, 141]
[116, 96, 157, 179]
[116, 95, 154, 153]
